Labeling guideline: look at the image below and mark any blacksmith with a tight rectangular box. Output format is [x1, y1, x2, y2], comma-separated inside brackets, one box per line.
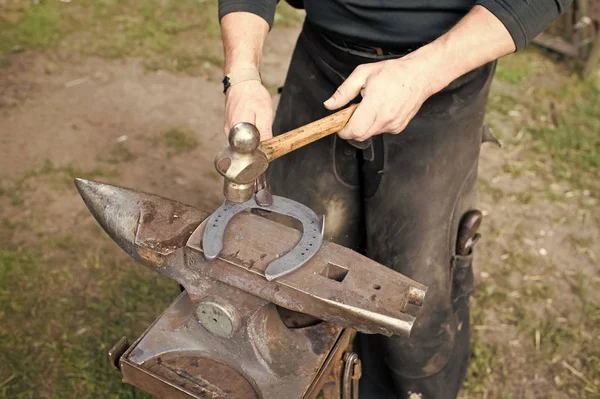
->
[216, 0, 570, 397]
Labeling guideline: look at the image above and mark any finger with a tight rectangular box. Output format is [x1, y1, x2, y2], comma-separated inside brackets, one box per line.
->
[338, 102, 378, 140]
[226, 109, 256, 136]
[255, 108, 273, 141]
[384, 104, 421, 136]
[323, 65, 372, 110]
[354, 115, 387, 142]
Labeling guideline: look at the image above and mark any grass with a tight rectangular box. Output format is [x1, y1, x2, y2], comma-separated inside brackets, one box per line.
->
[488, 48, 600, 198]
[0, 242, 177, 399]
[529, 84, 600, 196]
[0, 0, 303, 74]
[463, 241, 600, 397]
[155, 128, 200, 156]
[0, 159, 117, 206]
[98, 143, 137, 164]
[463, 49, 600, 398]
[0, 162, 172, 398]
[0, 4, 62, 52]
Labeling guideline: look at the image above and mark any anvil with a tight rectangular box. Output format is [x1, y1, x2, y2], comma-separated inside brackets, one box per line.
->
[76, 179, 427, 399]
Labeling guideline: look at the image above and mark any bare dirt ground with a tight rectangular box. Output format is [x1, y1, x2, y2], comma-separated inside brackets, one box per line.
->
[0, 2, 599, 398]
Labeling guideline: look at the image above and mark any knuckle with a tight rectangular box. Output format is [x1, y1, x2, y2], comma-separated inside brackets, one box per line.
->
[340, 126, 357, 139]
[391, 121, 407, 134]
[335, 86, 346, 97]
[351, 126, 368, 139]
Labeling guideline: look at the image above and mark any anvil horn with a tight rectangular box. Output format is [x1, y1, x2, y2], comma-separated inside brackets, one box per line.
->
[74, 178, 207, 281]
[75, 178, 142, 260]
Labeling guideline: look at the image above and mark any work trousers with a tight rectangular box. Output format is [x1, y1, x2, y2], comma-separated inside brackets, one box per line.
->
[267, 22, 496, 399]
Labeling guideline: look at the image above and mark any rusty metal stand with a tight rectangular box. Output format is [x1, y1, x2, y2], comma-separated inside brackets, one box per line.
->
[109, 292, 361, 399]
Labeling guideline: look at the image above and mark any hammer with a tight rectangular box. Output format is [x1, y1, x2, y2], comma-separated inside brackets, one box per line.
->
[215, 104, 358, 203]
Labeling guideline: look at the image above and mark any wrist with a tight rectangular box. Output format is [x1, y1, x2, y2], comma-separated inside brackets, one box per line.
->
[224, 61, 260, 75]
[223, 68, 262, 94]
[403, 38, 457, 96]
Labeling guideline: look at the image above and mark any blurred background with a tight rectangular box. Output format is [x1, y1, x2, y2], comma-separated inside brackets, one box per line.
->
[0, 1, 598, 398]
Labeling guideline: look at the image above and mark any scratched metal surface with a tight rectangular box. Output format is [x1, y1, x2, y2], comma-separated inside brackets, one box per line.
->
[76, 179, 426, 336]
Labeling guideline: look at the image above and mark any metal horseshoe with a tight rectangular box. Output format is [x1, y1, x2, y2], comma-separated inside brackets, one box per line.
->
[201, 195, 324, 281]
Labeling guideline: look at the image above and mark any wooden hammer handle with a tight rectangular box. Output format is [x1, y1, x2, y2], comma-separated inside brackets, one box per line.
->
[259, 103, 358, 162]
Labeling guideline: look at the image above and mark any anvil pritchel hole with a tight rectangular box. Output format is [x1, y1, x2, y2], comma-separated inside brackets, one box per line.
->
[320, 262, 348, 283]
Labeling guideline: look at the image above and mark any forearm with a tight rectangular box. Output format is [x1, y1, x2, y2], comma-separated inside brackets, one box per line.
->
[413, 5, 515, 95]
[221, 12, 269, 74]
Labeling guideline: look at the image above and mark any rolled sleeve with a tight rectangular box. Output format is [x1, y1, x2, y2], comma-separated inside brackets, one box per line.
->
[476, 0, 572, 50]
[218, 0, 278, 27]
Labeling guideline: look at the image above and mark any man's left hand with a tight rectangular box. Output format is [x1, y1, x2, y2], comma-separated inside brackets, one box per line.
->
[323, 56, 436, 142]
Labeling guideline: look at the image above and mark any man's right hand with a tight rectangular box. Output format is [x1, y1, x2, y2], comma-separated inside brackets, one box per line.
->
[224, 80, 273, 141]
[221, 11, 272, 141]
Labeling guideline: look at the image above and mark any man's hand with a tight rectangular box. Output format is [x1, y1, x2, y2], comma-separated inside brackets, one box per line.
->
[324, 56, 435, 142]
[221, 11, 272, 140]
[224, 80, 273, 140]
[323, 5, 516, 142]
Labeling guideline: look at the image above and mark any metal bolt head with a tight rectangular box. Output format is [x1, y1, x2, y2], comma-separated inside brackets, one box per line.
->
[228, 122, 260, 154]
[196, 300, 240, 339]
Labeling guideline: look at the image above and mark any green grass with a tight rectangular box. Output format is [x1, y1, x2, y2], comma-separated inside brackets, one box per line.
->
[494, 47, 561, 84]
[495, 59, 532, 84]
[487, 92, 521, 115]
[0, 160, 117, 206]
[273, 2, 305, 26]
[464, 245, 600, 398]
[157, 128, 199, 156]
[0, 0, 220, 72]
[486, 49, 600, 198]
[529, 84, 600, 196]
[98, 143, 137, 164]
[464, 339, 508, 396]
[0, 4, 62, 52]
[0, 0, 302, 74]
[0, 243, 177, 398]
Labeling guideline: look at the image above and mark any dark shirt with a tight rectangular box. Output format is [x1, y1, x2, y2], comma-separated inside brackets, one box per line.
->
[218, 0, 571, 50]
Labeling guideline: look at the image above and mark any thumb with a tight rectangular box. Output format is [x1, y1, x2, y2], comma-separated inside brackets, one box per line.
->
[324, 65, 371, 110]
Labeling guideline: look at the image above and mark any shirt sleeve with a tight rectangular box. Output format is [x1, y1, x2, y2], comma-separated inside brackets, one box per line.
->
[476, 0, 573, 50]
[218, 0, 278, 27]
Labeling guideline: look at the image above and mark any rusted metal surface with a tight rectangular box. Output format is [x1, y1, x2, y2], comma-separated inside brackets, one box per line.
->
[120, 292, 344, 399]
[75, 179, 426, 337]
[304, 329, 355, 399]
[341, 353, 361, 399]
[76, 179, 429, 399]
[108, 337, 130, 371]
[144, 355, 258, 399]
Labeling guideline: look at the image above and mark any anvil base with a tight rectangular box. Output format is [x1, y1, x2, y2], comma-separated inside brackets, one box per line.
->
[113, 292, 356, 399]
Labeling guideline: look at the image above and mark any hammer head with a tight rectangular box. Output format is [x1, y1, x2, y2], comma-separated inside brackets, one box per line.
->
[215, 122, 268, 202]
